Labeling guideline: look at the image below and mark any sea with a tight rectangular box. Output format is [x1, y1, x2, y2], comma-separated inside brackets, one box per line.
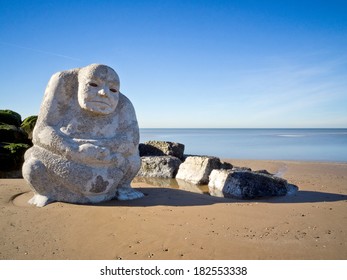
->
[139, 128, 347, 162]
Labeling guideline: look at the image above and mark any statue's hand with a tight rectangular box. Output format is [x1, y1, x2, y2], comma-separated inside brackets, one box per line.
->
[78, 143, 111, 163]
[111, 142, 135, 156]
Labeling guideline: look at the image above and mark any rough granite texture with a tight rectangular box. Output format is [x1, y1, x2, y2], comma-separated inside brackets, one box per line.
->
[22, 64, 144, 207]
[208, 169, 297, 199]
[137, 156, 181, 178]
[139, 140, 185, 160]
[175, 156, 221, 185]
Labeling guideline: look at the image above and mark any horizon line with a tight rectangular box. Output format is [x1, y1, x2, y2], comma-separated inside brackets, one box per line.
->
[139, 127, 347, 129]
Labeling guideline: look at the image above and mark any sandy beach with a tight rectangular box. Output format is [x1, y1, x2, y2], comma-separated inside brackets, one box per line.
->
[0, 159, 346, 260]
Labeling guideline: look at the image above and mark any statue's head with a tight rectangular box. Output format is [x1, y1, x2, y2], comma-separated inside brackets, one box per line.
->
[78, 64, 120, 115]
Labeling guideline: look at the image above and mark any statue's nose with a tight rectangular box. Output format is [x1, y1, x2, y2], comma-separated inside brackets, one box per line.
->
[98, 87, 109, 97]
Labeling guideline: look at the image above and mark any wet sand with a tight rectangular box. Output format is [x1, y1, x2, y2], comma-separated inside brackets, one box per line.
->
[0, 159, 346, 260]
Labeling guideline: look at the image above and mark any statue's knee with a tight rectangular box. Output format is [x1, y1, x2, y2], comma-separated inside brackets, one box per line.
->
[131, 154, 141, 170]
[22, 158, 46, 182]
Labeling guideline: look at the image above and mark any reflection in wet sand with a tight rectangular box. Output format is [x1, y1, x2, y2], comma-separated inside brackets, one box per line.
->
[133, 177, 209, 194]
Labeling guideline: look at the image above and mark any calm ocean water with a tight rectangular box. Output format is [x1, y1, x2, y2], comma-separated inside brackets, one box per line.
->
[139, 128, 347, 162]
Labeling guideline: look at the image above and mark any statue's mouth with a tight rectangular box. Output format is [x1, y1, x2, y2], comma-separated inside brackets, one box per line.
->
[89, 100, 110, 106]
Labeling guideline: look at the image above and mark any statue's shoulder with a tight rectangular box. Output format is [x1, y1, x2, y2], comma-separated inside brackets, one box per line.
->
[117, 93, 137, 122]
[49, 67, 79, 81]
[118, 93, 135, 109]
[44, 68, 80, 101]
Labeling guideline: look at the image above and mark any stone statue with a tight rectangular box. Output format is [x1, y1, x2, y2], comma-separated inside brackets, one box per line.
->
[22, 64, 144, 207]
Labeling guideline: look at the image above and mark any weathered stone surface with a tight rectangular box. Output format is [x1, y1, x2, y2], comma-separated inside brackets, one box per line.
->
[254, 169, 273, 175]
[137, 156, 181, 178]
[139, 140, 185, 160]
[220, 161, 233, 170]
[176, 156, 221, 185]
[232, 166, 252, 172]
[208, 169, 297, 199]
[22, 64, 144, 207]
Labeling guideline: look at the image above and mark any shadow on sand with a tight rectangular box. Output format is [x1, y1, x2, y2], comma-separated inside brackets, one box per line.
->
[94, 187, 347, 207]
[12, 188, 347, 208]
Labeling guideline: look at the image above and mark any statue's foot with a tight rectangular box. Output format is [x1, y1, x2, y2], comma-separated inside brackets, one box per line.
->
[116, 186, 144, 201]
[28, 194, 50, 207]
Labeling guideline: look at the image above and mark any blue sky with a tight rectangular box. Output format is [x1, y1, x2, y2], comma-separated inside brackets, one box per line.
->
[1, 0, 347, 128]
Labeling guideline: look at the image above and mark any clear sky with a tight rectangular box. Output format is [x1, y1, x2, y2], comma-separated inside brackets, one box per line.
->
[1, 0, 347, 128]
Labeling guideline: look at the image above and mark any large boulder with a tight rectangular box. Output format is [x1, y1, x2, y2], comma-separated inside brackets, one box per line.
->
[0, 124, 29, 144]
[208, 169, 297, 199]
[137, 156, 181, 178]
[139, 140, 185, 160]
[220, 160, 233, 170]
[21, 115, 38, 140]
[0, 109, 22, 127]
[176, 156, 221, 185]
[0, 110, 32, 177]
[0, 142, 30, 172]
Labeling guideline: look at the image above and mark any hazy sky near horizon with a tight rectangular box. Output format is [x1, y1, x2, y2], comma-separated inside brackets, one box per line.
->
[1, 0, 347, 128]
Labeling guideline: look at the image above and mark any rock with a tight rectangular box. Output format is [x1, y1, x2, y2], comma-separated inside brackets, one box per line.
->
[176, 156, 221, 185]
[0, 169, 23, 178]
[232, 166, 252, 172]
[22, 64, 144, 207]
[0, 109, 22, 127]
[254, 169, 273, 175]
[0, 142, 30, 171]
[139, 140, 185, 160]
[0, 124, 29, 144]
[0, 110, 32, 177]
[286, 184, 299, 195]
[220, 161, 233, 170]
[137, 156, 181, 178]
[208, 169, 295, 199]
[21, 116, 38, 140]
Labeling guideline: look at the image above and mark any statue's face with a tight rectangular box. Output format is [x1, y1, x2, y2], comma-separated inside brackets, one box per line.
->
[78, 65, 120, 115]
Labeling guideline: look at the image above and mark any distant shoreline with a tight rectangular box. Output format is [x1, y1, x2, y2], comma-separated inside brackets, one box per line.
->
[140, 127, 347, 129]
[139, 128, 347, 163]
[221, 157, 347, 165]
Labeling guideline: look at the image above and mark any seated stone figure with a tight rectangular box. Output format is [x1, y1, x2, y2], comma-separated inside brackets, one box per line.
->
[23, 64, 144, 207]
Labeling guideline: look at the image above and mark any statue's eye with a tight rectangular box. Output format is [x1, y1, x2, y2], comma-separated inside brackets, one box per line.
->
[110, 88, 118, 93]
[88, 82, 98, 87]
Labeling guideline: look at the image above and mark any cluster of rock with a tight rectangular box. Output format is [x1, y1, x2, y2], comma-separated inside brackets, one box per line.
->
[137, 141, 184, 178]
[137, 140, 298, 199]
[0, 107, 298, 200]
[0, 109, 37, 178]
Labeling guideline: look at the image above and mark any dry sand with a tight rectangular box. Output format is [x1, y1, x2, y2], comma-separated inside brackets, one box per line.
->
[0, 159, 346, 260]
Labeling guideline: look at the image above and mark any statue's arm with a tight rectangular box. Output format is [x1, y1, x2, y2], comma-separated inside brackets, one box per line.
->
[33, 70, 79, 159]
